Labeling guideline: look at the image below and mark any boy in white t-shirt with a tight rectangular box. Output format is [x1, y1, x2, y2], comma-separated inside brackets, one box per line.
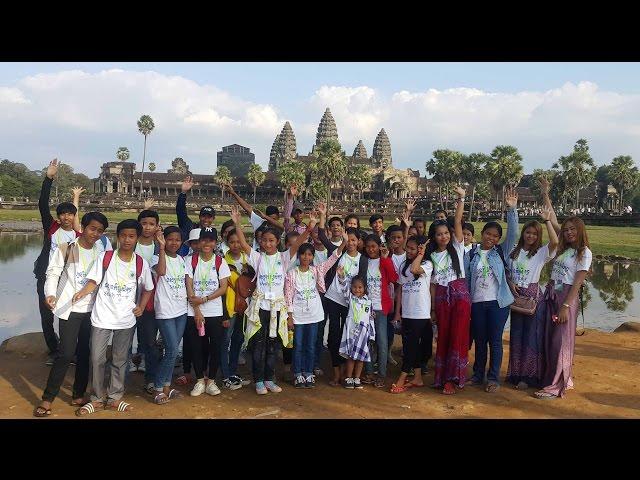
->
[72, 219, 155, 416]
[34, 211, 110, 417]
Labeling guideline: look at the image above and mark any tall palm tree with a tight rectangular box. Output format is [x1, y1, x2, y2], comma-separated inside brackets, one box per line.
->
[311, 140, 347, 209]
[213, 166, 233, 200]
[608, 155, 639, 213]
[426, 149, 463, 211]
[247, 163, 266, 203]
[461, 153, 490, 220]
[352, 164, 372, 200]
[137, 115, 155, 200]
[553, 139, 596, 210]
[486, 145, 524, 214]
[116, 147, 130, 162]
[277, 160, 306, 195]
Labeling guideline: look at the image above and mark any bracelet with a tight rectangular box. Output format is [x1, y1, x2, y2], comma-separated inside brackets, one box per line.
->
[544, 219, 551, 223]
[562, 303, 570, 308]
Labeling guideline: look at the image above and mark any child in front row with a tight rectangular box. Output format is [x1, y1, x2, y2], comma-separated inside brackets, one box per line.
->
[336, 268, 375, 389]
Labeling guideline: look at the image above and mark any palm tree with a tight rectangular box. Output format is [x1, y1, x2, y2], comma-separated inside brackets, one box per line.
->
[213, 166, 233, 200]
[553, 139, 596, 210]
[426, 149, 463, 210]
[116, 147, 130, 162]
[310, 140, 347, 209]
[486, 145, 524, 213]
[608, 155, 639, 213]
[351, 164, 372, 200]
[247, 164, 266, 203]
[461, 153, 489, 220]
[137, 115, 155, 200]
[277, 160, 306, 195]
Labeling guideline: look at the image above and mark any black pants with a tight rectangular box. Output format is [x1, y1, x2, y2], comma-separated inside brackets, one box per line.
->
[140, 310, 159, 384]
[187, 315, 224, 380]
[326, 299, 348, 368]
[250, 309, 283, 383]
[37, 276, 58, 355]
[182, 329, 209, 375]
[400, 318, 433, 374]
[42, 312, 91, 402]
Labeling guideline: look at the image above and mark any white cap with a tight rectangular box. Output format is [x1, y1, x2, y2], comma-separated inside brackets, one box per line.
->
[186, 228, 201, 243]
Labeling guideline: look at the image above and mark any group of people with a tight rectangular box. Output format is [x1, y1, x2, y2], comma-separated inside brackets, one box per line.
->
[32, 160, 592, 417]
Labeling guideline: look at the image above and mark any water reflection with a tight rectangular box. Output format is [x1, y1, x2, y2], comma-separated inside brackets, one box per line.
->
[0, 233, 639, 345]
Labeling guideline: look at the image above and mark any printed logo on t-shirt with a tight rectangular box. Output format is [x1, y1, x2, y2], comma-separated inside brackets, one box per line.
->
[401, 278, 423, 294]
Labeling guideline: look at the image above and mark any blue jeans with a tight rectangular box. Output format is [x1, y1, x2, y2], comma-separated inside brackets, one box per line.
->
[293, 322, 319, 376]
[471, 301, 510, 383]
[220, 314, 244, 379]
[154, 314, 187, 390]
[365, 310, 389, 377]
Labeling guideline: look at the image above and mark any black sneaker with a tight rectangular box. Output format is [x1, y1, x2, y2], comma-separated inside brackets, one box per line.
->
[305, 374, 316, 388]
[223, 378, 242, 390]
[294, 375, 306, 388]
[353, 377, 364, 389]
[231, 375, 251, 386]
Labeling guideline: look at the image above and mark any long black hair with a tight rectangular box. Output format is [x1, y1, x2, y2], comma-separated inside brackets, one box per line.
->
[426, 220, 462, 278]
[402, 235, 429, 281]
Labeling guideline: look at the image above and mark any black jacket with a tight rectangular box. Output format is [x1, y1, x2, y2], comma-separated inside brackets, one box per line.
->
[176, 192, 217, 256]
[33, 177, 55, 279]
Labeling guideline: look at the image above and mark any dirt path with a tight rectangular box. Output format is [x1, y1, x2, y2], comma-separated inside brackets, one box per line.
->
[1, 329, 639, 419]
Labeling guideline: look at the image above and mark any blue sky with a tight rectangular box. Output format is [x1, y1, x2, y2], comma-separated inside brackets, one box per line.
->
[1, 62, 639, 177]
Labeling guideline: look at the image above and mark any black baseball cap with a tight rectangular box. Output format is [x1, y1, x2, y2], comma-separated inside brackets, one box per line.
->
[199, 206, 215, 217]
[199, 227, 218, 241]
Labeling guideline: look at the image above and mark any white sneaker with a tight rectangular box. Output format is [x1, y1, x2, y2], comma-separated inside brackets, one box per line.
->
[128, 359, 138, 373]
[205, 379, 221, 396]
[137, 357, 146, 373]
[190, 380, 206, 396]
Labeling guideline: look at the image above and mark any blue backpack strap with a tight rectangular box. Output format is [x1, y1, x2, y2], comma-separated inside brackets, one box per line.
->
[100, 235, 108, 251]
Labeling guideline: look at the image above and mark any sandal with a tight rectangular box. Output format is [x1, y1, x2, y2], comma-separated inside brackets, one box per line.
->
[390, 383, 408, 394]
[442, 382, 456, 395]
[465, 377, 483, 386]
[70, 397, 86, 406]
[75, 402, 103, 417]
[405, 382, 425, 389]
[485, 382, 500, 393]
[143, 383, 155, 395]
[515, 381, 529, 390]
[33, 405, 52, 417]
[374, 377, 386, 389]
[360, 376, 375, 385]
[154, 392, 170, 405]
[534, 390, 557, 400]
[168, 389, 183, 399]
[107, 401, 134, 412]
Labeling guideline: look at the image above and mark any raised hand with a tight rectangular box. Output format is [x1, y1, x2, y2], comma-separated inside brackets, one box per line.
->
[454, 185, 466, 198]
[401, 210, 413, 228]
[417, 243, 427, 257]
[504, 186, 518, 209]
[316, 202, 327, 216]
[144, 197, 156, 210]
[308, 211, 319, 226]
[46, 158, 59, 179]
[539, 205, 551, 222]
[538, 176, 550, 195]
[155, 229, 166, 247]
[230, 205, 241, 225]
[380, 245, 389, 258]
[405, 197, 416, 213]
[181, 175, 194, 193]
[71, 186, 86, 198]
[342, 231, 349, 243]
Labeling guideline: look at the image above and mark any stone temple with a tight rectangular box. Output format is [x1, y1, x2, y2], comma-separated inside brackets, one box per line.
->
[269, 107, 431, 201]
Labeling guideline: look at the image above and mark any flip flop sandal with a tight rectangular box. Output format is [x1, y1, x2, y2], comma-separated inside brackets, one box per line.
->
[154, 393, 170, 405]
[405, 382, 425, 389]
[390, 384, 408, 394]
[108, 401, 134, 413]
[442, 382, 456, 395]
[168, 389, 183, 399]
[485, 383, 500, 393]
[534, 391, 557, 400]
[374, 378, 386, 389]
[70, 398, 86, 407]
[33, 406, 52, 417]
[75, 402, 102, 417]
[143, 384, 155, 395]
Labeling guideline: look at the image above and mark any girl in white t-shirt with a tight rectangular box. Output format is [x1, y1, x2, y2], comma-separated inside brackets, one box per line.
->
[229, 205, 314, 395]
[150, 226, 188, 404]
[506, 207, 559, 390]
[390, 236, 434, 393]
[427, 186, 471, 395]
[535, 216, 592, 400]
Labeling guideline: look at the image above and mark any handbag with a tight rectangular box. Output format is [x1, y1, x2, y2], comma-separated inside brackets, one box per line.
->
[510, 294, 537, 316]
[234, 274, 257, 314]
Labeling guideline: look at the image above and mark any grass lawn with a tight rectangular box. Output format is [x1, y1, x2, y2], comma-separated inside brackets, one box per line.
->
[1, 209, 639, 259]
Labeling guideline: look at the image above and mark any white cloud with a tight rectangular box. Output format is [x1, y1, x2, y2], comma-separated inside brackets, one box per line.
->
[1, 70, 639, 178]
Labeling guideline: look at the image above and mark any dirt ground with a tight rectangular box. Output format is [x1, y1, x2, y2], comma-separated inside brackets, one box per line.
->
[1, 327, 639, 419]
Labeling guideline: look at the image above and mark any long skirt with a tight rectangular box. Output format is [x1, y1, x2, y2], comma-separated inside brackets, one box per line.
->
[539, 283, 578, 397]
[433, 278, 472, 388]
[506, 282, 546, 388]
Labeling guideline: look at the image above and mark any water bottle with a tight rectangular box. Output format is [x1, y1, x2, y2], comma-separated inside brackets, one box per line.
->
[197, 320, 205, 336]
